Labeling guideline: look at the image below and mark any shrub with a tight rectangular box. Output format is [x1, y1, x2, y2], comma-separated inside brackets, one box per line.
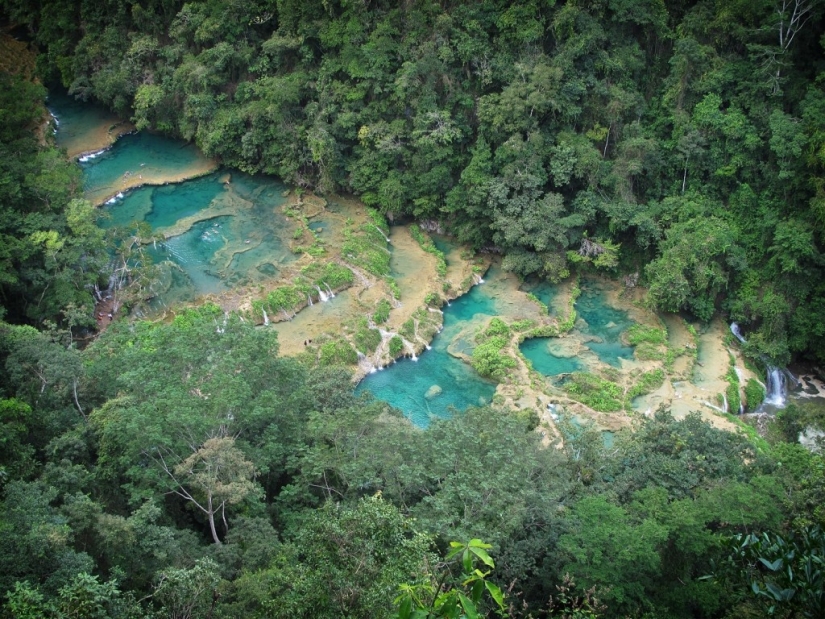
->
[744, 378, 765, 412]
[399, 319, 415, 341]
[627, 369, 666, 400]
[626, 324, 667, 345]
[373, 299, 391, 324]
[354, 321, 381, 354]
[388, 335, 404, 357]
[471, 336, 517, 381]
[565, 373, 623, 412]
[319, 339, 357, 366]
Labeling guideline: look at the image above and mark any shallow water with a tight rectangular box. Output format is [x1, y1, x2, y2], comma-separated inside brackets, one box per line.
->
[576, 282, 634, 366]
[520, 280, 634, 377]
[101, 172, 297, 306]
[355, 262, 508, 426]
[82, 132, 216, 205]
[356, 282, 498, 427]
[519, 279, 560, 313]
[48, 90, 133, 159]
[521, 338, 582, 375]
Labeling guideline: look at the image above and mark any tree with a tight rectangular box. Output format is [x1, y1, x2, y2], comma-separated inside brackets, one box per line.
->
[155, 435, 258, 545]
[714, 526, 825, 618]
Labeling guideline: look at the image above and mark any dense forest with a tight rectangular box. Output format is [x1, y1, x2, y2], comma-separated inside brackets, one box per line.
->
[2, 0, 825, 617]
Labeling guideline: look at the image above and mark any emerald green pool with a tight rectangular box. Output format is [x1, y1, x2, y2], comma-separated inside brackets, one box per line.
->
[100, 172, 297, 306]
[355, 278, 498, 427]
[520, 281, 635, 376]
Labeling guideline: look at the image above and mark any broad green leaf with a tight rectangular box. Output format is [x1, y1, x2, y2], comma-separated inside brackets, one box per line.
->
[485, 581, 505, 609]
[457, 592, 479, 619]
[469, 546, 494, 568]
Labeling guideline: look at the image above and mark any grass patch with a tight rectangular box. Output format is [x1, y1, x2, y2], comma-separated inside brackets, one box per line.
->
[627, 369, 666, 401]
[626, 324, 667, 345]
[565, 373, 624, 412]
[635, 342, 665, 361]
[354, 318, 381, 354]
[389, 335, 404, 357]
[725, 363, 741, 414]
[301, 262, 354, 289]
[399, 319, 416, 342]
[409, 225, 448, 277]
[341, 211, 391, 276]
[558, 280, 581, 333]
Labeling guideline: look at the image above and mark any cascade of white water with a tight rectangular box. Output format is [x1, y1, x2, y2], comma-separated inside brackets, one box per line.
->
[324, 282, 335, 298]
[262, 309, 269, 326]
[764, 368, 787, 407]
[316, 285, 329, 302]
[730, 322, 792, 409]
[371, 224, 391, 244]
[473, 273, 485, 284]
[307, 294, 313, 307]
[402, 338, 418, 361]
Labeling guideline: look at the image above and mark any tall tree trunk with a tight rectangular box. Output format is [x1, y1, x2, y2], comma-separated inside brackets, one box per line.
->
[207, 494, 221, 545]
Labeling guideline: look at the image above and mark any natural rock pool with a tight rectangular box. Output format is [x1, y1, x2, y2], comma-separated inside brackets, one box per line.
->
[53, 94, 789, 434]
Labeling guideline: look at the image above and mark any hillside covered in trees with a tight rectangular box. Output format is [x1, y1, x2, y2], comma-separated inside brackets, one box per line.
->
[2, 0, 825, 618]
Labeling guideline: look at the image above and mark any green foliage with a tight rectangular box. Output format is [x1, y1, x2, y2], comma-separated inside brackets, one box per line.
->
[319, 338, 358, 366]
[302, 262, 354, 290]
[634, 342, 665, 361]
[424, 292, 442, 307]
[265, 285, 304, 313]
[744, 378, 766, 412]
[566, 373, 624, 412]
[410, 226, 448, 278]
[471, 319, 516, 381]
[558, 282, 582, 333]
[388, 335, 404, 357]
[395, 539, 506, 619]
[354, 319, 381, 354]
[714, 526, 825, 618]
[627, 369, 666, 401]
[399, 319, 416, 342]
[626, 324, 667, 346]
[342, 218, 392, 278]
[373, 299, 392, 324]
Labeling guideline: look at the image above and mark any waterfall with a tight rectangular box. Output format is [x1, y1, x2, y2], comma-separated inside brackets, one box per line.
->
[262, 309, 269, 326]
[324, 282, 335, 298]
[316, 285, 329, 302]
[402, 338, 418, 361]
[730, 322, 746, 344]
[473, 273, 485, 285]
[371, 224, 391, 244]
[307, 294, 313, 307]
[700, 400, 728, 414]
[730, 322, 795, 409]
